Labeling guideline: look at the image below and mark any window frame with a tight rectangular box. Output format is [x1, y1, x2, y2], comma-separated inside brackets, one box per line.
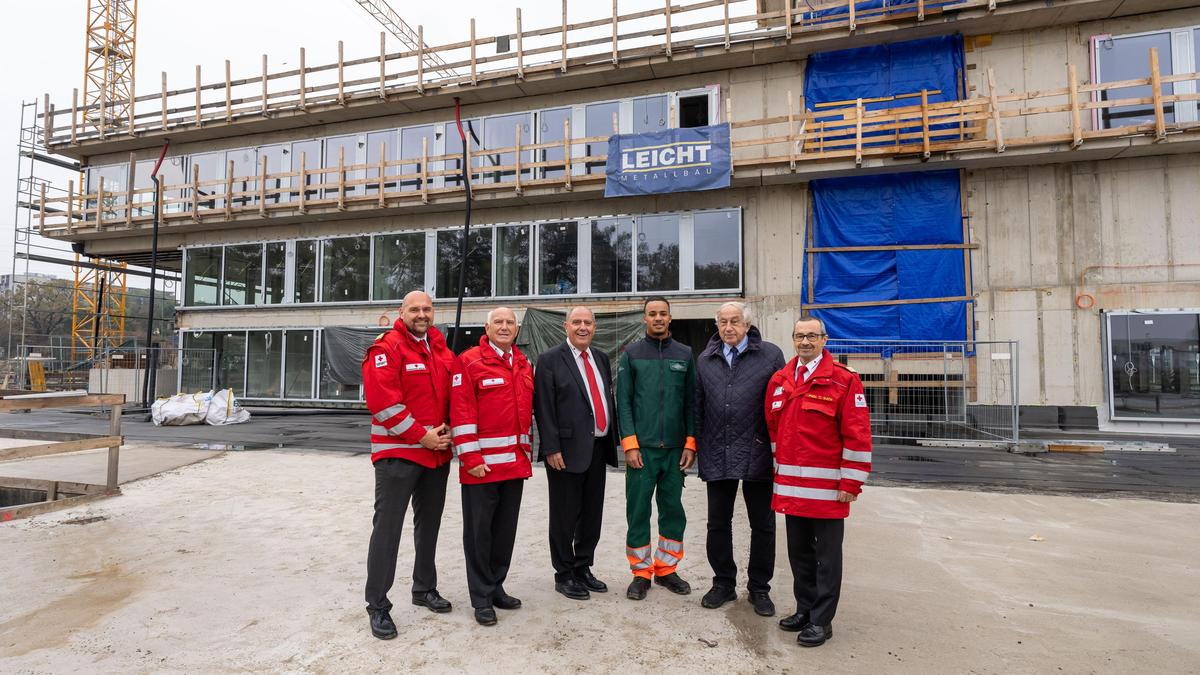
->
[1091, 27, 1199, 129]
[1104, 308, 1200, 423]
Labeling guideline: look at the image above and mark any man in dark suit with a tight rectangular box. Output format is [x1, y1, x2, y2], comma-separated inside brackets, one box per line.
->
[534, 306, 619, 601]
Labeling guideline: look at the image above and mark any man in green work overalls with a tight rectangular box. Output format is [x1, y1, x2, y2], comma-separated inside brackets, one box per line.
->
[617, 297, 697, 601]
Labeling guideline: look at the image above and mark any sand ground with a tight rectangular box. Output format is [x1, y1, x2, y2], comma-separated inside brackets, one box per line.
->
[2, 449, 1198, 673]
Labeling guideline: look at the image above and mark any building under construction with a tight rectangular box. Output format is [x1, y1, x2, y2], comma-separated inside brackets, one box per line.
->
[30, 0, 1200, 435]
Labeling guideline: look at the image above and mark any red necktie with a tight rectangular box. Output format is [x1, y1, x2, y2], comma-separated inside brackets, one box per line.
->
[580, 351, 607, 432]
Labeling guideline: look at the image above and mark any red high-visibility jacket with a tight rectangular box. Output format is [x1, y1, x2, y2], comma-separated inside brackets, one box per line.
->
[765, 349, 872, 519]
[450, 336, 534, 485]
[362, 321, 455, 467]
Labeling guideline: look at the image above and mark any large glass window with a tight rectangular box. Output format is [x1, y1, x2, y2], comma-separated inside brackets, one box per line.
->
[215, 332, 246, 395]
[637, 214, 680, 292]
[538, 108, 571, 179]
[366, 129, 399, 195]
[319, 338, 361, 400]
[227, 147, 257, 208]
[284, 330, 315, 399]
[591, 217, 633, 294]
[496, 225, 530, 297]
[321, 237, 370, 302]
[373, 232, 425, 301]
[538, 221, 577, 295]
[477, 113, 532, 184]
[132, 156, 186, 218]
[222, 243, 263, 305]
[291, 140, 321, 202]
[693, 210, 740, 290]
[1097, 32, 1176, 128]
[633, 95, 669, 133]
[1109, 312, 1200, 420]
[189, 151, 225, 210]
[295, 239, 318, 303]
[181, 332, 215, 392]
[585, 102, 619, 174]
[444, 118, 479, 189]
[184, 247, 221, 306]
[264, 242, 286, 304]
[86, 164, 129, 221]
[435, 229, 492, 298]
[323, 134, 361, 198]
[400, 125, 436, 192]
[259, 144, 289, 204]
[246, 330, 283, 398]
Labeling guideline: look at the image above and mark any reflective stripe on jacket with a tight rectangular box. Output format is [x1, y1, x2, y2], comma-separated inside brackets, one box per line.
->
[450, 336, 534, 485]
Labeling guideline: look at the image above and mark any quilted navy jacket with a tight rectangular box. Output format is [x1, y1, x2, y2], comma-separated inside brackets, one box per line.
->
[695, 326, 786, 482]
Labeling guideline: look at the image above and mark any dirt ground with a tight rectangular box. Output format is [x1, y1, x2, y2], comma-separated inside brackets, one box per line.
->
[1, 449, 1198, 673]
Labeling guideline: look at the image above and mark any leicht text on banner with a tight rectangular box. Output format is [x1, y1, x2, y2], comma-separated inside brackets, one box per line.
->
[604, 123, 731, 197]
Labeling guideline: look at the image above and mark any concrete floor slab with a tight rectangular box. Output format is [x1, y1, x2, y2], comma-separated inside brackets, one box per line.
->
[0, 444, 223, 485]
[1, 451, 1197, 672]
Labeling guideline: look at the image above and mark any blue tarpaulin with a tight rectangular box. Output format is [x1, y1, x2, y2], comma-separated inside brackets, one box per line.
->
[800, 0, 967, 28]
[804, 35, 964, 112]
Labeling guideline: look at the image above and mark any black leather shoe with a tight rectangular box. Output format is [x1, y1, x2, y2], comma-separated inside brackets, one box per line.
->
[412, 590, 452, 614]
[626, 576, 651, 600]
[577, 570, 608, 593]
[749, 591, 776, 617]
[474, 607, 498, 626]
[368, 609, 397, 640]
[700, 585, 736, 609]
[797, 624, 833, 647]
[653, 573, 691, 595]
[493, 588, 522, 610]
[555, 578, 590, 600]
[779, 612, 809, 632]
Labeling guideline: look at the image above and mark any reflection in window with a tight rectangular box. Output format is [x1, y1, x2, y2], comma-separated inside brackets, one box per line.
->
[291, 140, 321, 202]
[477, 113, 532, 184]
[693, 211, 740, 290]
[189, 152, 225, 210]
[181, 332, 215, 392]
[436, 229, 492, 298]
[591, 217, 633, 294]
[633, 95, 669, 133]
[284, 330, 315, 399]
[400, 125, 435, 192]
[246, 330, 283, 398]
[216, 332, 246, 395]
[86, 164, 129, 221]
[184, 247, 221, 306]
[1097, 33, 1175, 128]
[133, 156, 186, 217]
[322, 237, 370, 302]
[222, 243, 263, 305]
[264, 242, 286, 304]
[366, 129, 399, 195]
[295, 240, 318, 303]
[320, 338, 361, 400]
[538, 221, 577, 295]
[538, 108, 571, 179]
[496, 225, 530, 297]
[373, 232, 425, 301]
[585, 102, 619, 174]
[1109, 312, 1200, 420]
[637, 214, 680, 292]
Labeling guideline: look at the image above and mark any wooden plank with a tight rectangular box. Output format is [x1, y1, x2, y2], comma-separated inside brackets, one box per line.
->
[514, 124, 523, 196]
[0, 435, 124, 462]
[298, 152, 308, 214]
[0, 393, 125, 409]
[337, 41, 346, 105]
[0, 490, 118, 523]
[337, 146, 346, 210]
[0, 477, 104, 496]
[471, 18, 478, 85]
[807, 243, 979, 253]
[1068, 63, 1082, 148]
[1150, 48, 1166, 141]
[561, 1, 569, 73]
[420, 137, 429, 204]
[848, 0, 857, 32]
[517, 8, 525, 80]
[417, 26, 425, 93]
[225, 159, 234, 218]
[194, 65, 202, 128]
[299, 47, 307, 109]
[921, 89, 931, 159]
[259, 155, 269, 216]
[854, 98, 863, 166]
[563, 117, 573, 191]
[71, 88, 79, 144]
[262, 54, 270, 115]
[612, 1, 619, 65]
[107, 402, 122, 490]
[225, 60, 232, 121]
[191, 164, 200, 221]
[161, 72, 168, 130]
[986, 67, 1005, 152]
[665, 0, 672, 57]
[806, 193, 814, 305]
[723, 0, 730, 49]
[803, 295, 974, 310]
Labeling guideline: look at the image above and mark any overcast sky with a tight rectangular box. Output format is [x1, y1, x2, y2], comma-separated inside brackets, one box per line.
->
[0, 0, 739, 286]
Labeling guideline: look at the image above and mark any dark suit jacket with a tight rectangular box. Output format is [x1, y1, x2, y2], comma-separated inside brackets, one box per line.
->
[534, 342, 619, 473]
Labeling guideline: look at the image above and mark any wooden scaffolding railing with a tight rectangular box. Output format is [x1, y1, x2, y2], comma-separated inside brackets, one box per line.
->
[41, 0, 997, 146]
[34, 50, 1200, 237]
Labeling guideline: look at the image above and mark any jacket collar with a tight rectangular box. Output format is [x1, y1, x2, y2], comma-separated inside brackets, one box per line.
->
[702, 325, 763, 358]
[784, 348, 835, 384]
[642, 333, 674, 349]
[392, 319, 447, 350]
[479, 335, 522, 364]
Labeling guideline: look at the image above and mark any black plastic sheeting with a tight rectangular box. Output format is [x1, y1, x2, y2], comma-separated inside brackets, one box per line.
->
[322, 326, 383, 386]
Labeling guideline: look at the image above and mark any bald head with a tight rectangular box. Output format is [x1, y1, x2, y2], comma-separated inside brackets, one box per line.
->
[400, 290, 434, 337]
[564, 306, 597, 351]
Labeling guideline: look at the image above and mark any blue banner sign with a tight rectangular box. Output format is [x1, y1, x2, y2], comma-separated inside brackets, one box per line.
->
[604, 123, 731, 197]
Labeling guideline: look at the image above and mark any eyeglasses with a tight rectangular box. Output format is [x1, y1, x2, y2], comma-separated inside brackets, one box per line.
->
[792, 333, 826, 342]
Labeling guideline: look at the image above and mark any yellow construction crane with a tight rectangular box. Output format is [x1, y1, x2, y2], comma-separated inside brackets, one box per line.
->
[73, 0, 135, 359]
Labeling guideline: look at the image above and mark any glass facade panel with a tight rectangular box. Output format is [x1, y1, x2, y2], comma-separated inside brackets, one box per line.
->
[444, 119, 479, 189]
[86, 164, 129, 221]
[132, 156, 187, 217]
[1110, 313, 1200, 420]
[693, 210, 741, 290]
[291, 140, 321, 202]
[264, 242, 286, 304]
[246, 330, 283, 398]
[496, 225, 530, 297]
[284, 330, 315, 399]
[215, 332, 246, 395]
[373, 232, 426, 301]
[400, 125, 436, 192]
[321, 237, 370, 302]
[222, 243, 263, 306]
[591, 217, 633, 294]
[189, 151, 225, 210]
[295, 239, 318, 304]
[538, 221, 577, 295]
[366, 129, 399, 195]
[320, 338, 361, 400]
[585, 102, 619, 174]
[323, 134, 361, 198]
[538, 108, 571, 179]
[259, 144, 289, 204]
[633, 95, 669, 133]
[184, 247, 221, 306]
[227, 147, 257, 208]
[477, 112, 532, 184]
[637, 214, 680, 292]
[435, 229, 492, 298]
[1098, 33, 1175, 128]
[181, 332, 215, 392]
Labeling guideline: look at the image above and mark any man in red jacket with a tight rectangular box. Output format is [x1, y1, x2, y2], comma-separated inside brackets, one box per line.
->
[451, 307, 534, 627]
[765, 315, 872, 648]
[362, 290, 456, 640]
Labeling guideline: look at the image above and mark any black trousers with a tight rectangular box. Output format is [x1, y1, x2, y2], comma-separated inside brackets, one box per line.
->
[546, 438, 608, 582]
[364, 458, 450, 612]
[462, 479, 525, 609]
[785, 515, 844, 626]
[705, 479, 776, 593]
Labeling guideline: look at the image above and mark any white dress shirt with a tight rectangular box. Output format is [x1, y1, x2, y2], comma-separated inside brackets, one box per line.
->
[570, 343, 610, 436]
[795, 352, 823, 383]
[489, 340, 512, 366]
